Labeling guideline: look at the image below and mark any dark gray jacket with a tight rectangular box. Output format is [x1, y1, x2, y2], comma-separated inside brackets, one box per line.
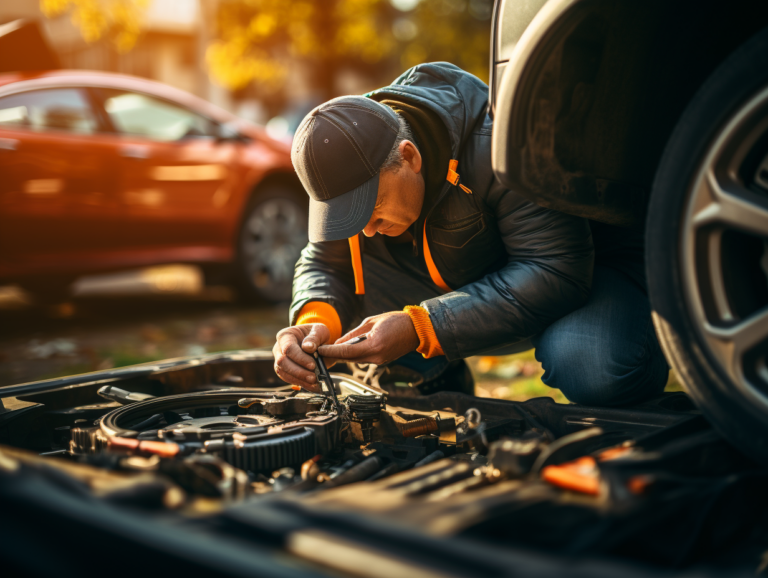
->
[290, 63, 594, 361]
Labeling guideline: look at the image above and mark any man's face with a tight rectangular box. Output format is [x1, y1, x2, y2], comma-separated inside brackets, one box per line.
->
[362, 141, 425, 238]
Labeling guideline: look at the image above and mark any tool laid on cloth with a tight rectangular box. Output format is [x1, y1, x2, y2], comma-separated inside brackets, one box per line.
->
[313, 351, 340, 412]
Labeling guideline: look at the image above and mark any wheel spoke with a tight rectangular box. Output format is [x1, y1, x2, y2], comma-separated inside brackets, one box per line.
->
[704, 306, 768, 363]
[693, 170, 768, 236]
[240, 197, 307, 294]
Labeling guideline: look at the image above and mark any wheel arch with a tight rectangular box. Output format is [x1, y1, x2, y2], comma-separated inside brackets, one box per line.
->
[244, 169, 306, 209]
[229, 168, 308, 303]
[231, 169, 306, 245]
[491, 0, 768, 226]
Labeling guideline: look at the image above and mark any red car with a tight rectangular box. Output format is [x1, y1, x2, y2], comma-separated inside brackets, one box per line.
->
[0, 70, 308, 303]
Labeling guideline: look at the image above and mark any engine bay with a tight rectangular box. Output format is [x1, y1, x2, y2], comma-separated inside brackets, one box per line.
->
[1, 350, 767, 577]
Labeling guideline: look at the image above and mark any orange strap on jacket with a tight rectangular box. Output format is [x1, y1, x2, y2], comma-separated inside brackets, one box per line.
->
[404, 305, 444, 358]
[295, 301, 343, 343]
[348, 234, 365, 295]
[345, 160, 469, 297]
[446, 159, 472, 194]
[422, 221, 451, 293]
[447, 159, 460, 185]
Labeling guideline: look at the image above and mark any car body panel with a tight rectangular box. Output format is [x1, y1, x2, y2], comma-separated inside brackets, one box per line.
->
[490, 0, 768, 226]
[0, 71, 295, 284]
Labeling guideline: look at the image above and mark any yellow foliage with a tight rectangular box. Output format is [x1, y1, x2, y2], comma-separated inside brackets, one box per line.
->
[39, 0, 148, 52]
[209, 0, 491, 95]
[41, 0, 493, 97]
[210, 0, 397, 91]
[206, 38, 287, 92]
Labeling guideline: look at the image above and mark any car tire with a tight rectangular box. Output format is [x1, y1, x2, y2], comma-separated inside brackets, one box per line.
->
[646, 26, 768, 462]
[235, 186, 308, 303]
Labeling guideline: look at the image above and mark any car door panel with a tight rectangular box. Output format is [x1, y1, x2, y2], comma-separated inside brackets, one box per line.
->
[98, 89, 241, 253]
[0, 87, 122, 277]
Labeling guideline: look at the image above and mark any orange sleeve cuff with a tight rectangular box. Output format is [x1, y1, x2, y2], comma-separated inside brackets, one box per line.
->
[404, 305, 444, 358]
[295, 302, 342, 343]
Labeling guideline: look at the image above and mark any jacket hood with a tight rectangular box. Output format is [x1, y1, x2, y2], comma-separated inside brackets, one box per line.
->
[366, 62, 489, 158]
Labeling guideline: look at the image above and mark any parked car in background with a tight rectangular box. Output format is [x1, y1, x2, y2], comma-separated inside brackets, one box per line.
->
[0, 69, 308, 303]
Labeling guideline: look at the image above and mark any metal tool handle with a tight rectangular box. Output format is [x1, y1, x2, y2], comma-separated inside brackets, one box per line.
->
[313, 351, 340, 411]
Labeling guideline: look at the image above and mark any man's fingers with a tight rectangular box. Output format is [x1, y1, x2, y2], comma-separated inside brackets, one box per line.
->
[318, 339, 374, 360]
[317, 343, 350, 359]
[275, 367, 321, 393]
[274, 356, 318, 389]
[282, 340, 315, 371]
[336, 321, 373, 344]
[301, 324, 330, 353]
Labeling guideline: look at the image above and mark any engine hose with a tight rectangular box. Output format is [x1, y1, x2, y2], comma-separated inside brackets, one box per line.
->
[325, 456, 383, 487]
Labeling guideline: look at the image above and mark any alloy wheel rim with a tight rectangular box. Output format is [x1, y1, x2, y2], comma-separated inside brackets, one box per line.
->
[682, 84, 768, 411]
[241, 198, 307, 292]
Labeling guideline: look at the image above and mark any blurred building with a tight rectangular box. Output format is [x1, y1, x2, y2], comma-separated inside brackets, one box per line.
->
[0, 0, 235, 113]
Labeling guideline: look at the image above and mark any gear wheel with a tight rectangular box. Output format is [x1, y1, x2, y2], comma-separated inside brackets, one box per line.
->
[223, 427, 316, 471]
[90, 390, 338, 473]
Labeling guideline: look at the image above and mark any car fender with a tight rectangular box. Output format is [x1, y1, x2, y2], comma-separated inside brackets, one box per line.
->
[491, 0, 768, 226]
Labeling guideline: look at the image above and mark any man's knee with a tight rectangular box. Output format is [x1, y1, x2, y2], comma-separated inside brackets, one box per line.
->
[535, 331, 669, 406]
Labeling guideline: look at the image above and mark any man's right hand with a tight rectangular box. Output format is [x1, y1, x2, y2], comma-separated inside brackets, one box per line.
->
[272, 323, 330, 392]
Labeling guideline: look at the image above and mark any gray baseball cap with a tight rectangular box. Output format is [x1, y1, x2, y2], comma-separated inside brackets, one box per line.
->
[291, 96, 400, 243]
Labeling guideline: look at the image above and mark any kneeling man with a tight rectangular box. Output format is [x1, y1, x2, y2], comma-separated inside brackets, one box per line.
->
[273, 62, 668, 406]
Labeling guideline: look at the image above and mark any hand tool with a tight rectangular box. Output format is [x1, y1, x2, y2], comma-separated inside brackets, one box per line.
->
[313, 351, 340, 412]
[345, 334, 368, 346]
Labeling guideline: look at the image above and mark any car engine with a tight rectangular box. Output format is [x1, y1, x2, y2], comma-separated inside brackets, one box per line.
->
[1, 351, 767, 577]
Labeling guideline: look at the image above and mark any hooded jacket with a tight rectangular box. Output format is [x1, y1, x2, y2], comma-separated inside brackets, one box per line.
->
[290, 63, 594, 361]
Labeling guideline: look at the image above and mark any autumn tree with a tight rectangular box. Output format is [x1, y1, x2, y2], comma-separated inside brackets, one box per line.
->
[207, 0, 493, 100]
[40, 0, 494, 104]
[40, 0, 149, 52]
[207, 0, 397, 100]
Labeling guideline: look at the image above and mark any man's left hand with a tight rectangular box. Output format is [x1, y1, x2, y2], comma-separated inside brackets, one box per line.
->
[318, 311, 419, 365]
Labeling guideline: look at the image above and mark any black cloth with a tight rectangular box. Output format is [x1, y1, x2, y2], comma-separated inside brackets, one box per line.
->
[290, 63, 595, 361]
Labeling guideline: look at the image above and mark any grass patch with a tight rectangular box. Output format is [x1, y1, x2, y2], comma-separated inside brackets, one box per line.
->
[469, 351, 684, 403]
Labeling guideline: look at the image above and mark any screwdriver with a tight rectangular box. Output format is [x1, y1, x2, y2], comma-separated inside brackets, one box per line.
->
[311, 334, 368, 410]
[313, 351, 340, 412]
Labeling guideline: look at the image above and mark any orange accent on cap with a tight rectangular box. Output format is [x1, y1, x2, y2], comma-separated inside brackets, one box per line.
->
[291, 385, 302, 391]
[404, 305, 445, 358]
[423, 221, 451, 293]
[348, 234, 365, 295]
[296, 301, 343, 343]
[541, 456, 600, 495]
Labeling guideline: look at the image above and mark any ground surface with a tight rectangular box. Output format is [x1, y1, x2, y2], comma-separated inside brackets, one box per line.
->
[0, 268, 682, 399]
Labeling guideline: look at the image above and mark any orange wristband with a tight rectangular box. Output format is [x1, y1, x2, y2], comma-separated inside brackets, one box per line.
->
[295, 302, 342, 343]
[404, 305, 444, 358]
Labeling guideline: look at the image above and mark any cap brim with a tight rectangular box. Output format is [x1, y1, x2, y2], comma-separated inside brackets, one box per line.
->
[308, 172, 379, 243]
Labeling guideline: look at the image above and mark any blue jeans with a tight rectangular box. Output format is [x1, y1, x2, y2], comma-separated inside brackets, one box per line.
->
[363, 256, 668, 406]
[531, 265, 669, 406]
